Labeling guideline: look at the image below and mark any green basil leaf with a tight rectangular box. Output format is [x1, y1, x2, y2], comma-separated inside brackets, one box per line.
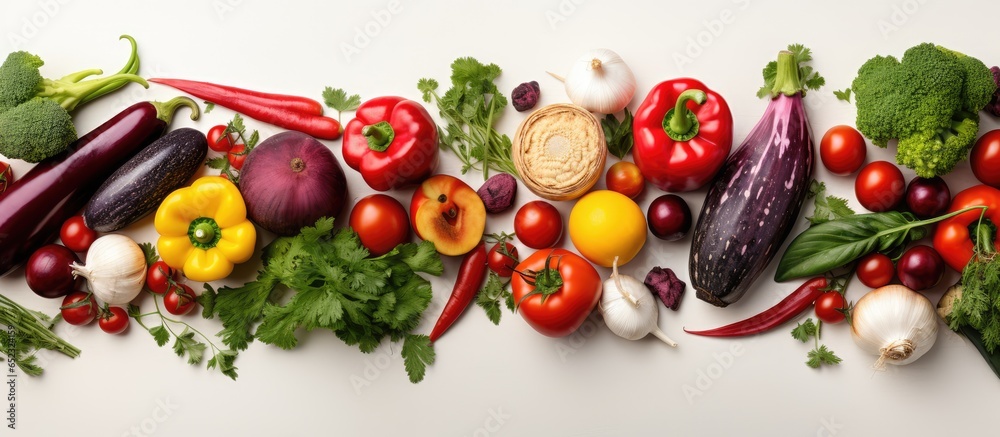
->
[775, 211, 920, 281]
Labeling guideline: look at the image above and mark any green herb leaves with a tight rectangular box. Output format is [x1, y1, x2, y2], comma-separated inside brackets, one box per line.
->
[833, 88, 852, 102]
[418, 57, 517, 179]
[203, 217, 444, 383]
[791, 318, 842, 368]
[322, 87, 361, 121]
[602, 108, 634, 159]
[476, 272, 514, 325]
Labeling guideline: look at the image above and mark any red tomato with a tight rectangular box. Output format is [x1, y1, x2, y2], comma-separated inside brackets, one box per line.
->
[820, 125, 867, 176]
[0, 161, 12, 196]
[146, 261, 176, 295]
[855, 161, 905, 212]
[487, 241, 519, 278]
[814, 291, 847, 324]
[514, 201, 563, 249]
[59, 215, 98, 253]
[971, 130, 1000, 188]
[227, 144, 248, 170]
[98, 306, 129, 334]
[207, 125, 237, 153]
[349, 194, 410, 256]
[511, 248, 601, 337]
[856, 253, 894, 288]
[163, 284, 197, 316]
[605, 161, 644, 199]
[60, 291, 97, 326]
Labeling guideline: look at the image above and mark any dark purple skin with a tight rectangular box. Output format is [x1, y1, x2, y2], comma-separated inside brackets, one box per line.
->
[25, 244, 79, 298]
[239, 131, 348, 236]
[690, 94, 815, 307]
[986, 66, 1000, 117]
[477, 173, 517, 213]
[84, 128, 208, 232]
[512, 81, 540, 112]
[905, 176, 951, 219]
[647, 194, 692, 241]
[645, 266, 685, 311]
[897, 245, 944, 291]
[0, 102, 169, 277]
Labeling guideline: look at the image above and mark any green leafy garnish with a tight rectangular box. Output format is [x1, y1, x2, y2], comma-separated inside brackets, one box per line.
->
[476, 272, 513, 325]
[203, 217, 444, 383]
[602, 108, 634, 159]
[322, 87, 361, 122]
[418, 57, 517, 179]
[0, 295, 79, 376]
[204, 101, 215, 113]
[791, 318, 841, 368]
[806, 181, 855, 226]
[833, 88, 852, 102]
[757, 43, 825, 98]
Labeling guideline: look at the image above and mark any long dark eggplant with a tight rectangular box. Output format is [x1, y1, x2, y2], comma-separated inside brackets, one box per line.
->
[0, 97, 199, 277]
[690, 51, 816, 307]
[83, 127, 207, 232]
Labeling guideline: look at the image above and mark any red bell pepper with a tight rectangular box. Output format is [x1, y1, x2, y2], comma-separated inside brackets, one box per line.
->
[342, 96, 439, 191]
[632, 78, 733, 192]
[933, 185, 1000, 272]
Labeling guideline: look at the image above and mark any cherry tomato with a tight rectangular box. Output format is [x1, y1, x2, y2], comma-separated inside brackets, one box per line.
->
[897, 245, 944, 291]
[227, 143, 248, 170]
[60, 291, 97, 326]
[0, 161, 13, 196]
[146, 261, 177, 295]
[514, 201, 563, 249]
[163, 284, 197, 316]
[59, 215, 98, 253]
[820, 125, 867, 176]
[98, 306, 129, 334]
[605, 161, 644, 199]
[856, 253, 894, 288]
[855, 161, 905, 212]
[905, 176, 950, 219]
[487, 241, 519, 278]
[207, 125, 237, 153]
[971, 130, 1000, 188]
[647, 194, 692, 241]
[814, 291, 847, 324]
[511, 248, 602, 337]
[349, 194, 410, 256]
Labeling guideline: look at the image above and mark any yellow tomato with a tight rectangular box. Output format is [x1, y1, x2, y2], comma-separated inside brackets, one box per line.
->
[568, 190, 646, 267]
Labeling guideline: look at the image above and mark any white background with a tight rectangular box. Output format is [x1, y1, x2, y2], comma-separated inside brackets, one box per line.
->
[2, 0, 999, 435]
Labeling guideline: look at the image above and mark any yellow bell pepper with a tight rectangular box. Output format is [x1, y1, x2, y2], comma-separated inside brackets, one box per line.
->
[154, 176, 256, 282]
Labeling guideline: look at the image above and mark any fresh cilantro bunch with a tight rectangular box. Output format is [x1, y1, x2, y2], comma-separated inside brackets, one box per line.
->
[418, 57, 518, 179]
[202, 218, 444, 383]
[792, 318, 842, 368]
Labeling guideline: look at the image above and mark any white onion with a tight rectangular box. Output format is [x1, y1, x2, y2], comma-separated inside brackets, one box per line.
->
[851, 285, 939, 368]
[71, 234, 146, 305]
[559, 49, 636, 114]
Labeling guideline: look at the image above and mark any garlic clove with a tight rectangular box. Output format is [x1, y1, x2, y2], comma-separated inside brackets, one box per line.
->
[561, 49, 636, 114]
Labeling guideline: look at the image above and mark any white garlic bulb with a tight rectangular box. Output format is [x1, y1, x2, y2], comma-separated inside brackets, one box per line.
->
[851, 285, 939, 368]
[599, 257, 676, 346]
[71, 234, 147, 305]
[560, 49, 636, 114]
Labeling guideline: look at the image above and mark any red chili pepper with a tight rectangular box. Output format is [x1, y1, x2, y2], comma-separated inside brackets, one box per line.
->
[632, 78, 733, 192]
[684, 277, 827, 337]
[342, 96, 439, 191]
[149, 78, 342, 140]
[429, 242, 488, 342]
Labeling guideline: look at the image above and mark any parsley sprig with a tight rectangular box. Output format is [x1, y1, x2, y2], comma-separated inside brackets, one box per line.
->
[202, 217, 444, 383]
[322, 87, 361, 122]
[418, 57, 517, 179]
[792, 318, 843, 368]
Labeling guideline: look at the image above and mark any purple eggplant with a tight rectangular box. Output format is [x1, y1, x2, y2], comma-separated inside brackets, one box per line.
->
[0, 97, 198, 277]
[690, 51, 816, 307]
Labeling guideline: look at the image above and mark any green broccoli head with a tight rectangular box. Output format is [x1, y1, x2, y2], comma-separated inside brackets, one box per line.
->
[895, 112, 980, 178]
[0, 51, 44, 113]
[852, 43, 994, 176]
[0, 98, 77, 163]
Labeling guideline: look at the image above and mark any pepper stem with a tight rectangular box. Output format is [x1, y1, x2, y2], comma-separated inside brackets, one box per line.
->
[973, 216, 996, 257]
[770, 50, 804, 97]
[188, 217, 221, 249]
[362, 121, 395, 152]
[152, 96, 200, 124]
[663, 89, 707, 142]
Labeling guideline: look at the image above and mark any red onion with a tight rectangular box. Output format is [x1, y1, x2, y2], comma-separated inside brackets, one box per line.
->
[239, 131, 348, 236]
[25, 244, 80, 298]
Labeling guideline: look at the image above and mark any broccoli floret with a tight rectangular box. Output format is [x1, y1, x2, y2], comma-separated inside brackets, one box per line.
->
[851, 43, 997, 177]
[896, 112, 980, 178]
[0, 98, 76, 163]
[0, 35, 147, 162]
